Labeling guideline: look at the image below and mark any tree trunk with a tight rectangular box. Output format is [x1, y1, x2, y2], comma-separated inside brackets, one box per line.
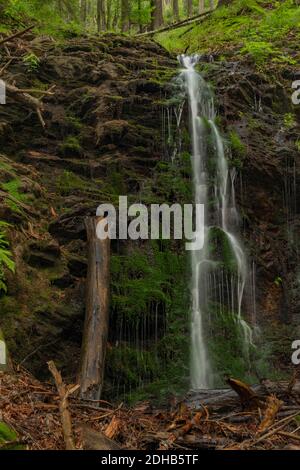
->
[172, 0, 179, 21]
[121, 0, 130, 31]
[138, 0, 143, 32]
[97, 0, 106, 32]
[106, 0, 112, 30]
[81, 0, 87, 24]
[199, 0, 205, 13]
[186, 0, 193, 17]
[79, 217, 110, 400]
[151, 0, 163, 29]
[112, 0, 120, 29]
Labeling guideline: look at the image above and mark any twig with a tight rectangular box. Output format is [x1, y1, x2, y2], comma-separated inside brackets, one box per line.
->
[5, 83, 48, 128]
[0, 58, 13, 76]
[47, 361, 78, 450]
[90, 403, 123, 421]
[278, 431, 300, 442]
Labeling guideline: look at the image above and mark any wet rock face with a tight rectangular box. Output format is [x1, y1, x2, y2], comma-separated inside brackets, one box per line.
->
[205, 59, 299, 326]
[0, 35, 177, 380]
[0, 33, 298, 385]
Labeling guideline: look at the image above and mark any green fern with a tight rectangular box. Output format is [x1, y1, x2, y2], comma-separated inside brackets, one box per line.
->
[0, 222, 15, 293]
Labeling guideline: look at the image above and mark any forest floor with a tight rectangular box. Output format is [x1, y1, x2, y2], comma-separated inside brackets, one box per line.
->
[1, 366, 300, 450]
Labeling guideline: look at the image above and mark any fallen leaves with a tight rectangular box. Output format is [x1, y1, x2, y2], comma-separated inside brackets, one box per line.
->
[1, 368, 300, 450]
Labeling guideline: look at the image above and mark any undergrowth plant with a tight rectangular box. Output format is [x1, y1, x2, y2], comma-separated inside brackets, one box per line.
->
[0, 222, 15, 293]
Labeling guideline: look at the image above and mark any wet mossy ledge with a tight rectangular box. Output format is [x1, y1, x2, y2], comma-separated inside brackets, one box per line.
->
[0, 11, 299, 402]
[0, 33, 190, 402]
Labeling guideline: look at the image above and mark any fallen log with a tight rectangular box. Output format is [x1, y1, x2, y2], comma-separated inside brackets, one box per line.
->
[78, 217, 110, 400]
[136, 8, 214, 37]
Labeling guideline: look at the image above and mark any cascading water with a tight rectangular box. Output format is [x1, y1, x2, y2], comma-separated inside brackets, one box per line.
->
[177, 55, 253, 389]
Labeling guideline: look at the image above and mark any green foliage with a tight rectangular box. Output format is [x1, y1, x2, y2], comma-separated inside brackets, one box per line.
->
[59, 136, 82, 157]
[1, 178, 28, 213]
[0, 421, 17, 442]
[283, 113, 296, 129]
[0, 222, 15, 293]
[240, 40, 278, 64]
[108, 241, 189, 401]
[157, 1, 300, 67]
[229, 130, 246, 166]
[56, 170, 85, 195]
[22, 52, 40, 72]
[207, 303, 253, 385]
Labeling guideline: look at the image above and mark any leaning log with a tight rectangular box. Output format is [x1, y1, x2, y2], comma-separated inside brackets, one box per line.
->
[78, 217, 110, 400]
[136, 8, 214, 37]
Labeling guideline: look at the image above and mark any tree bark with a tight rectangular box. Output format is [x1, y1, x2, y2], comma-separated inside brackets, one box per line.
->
[79, 217, 110, 400]
[172, 0, 179, 21]
[151, 0, 163, 30]
[121, 0, 130, 31]
[97, 0, 106, 32]
[81, 0, 87, 24]
[199, 0, 205, 13]
[48, 361, 77, 450]
[186, 0, 193, 17]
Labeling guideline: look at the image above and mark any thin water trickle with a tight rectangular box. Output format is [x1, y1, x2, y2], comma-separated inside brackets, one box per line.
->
[178, 55, 253, 389]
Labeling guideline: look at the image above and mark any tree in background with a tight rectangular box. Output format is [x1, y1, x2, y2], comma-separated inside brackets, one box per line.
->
[172, 0, 179, 21]
[150, 0, 164, 30]
[186, 0, 192, 17]
[121, 0, 130, 31]
[0, 0, 219, 35]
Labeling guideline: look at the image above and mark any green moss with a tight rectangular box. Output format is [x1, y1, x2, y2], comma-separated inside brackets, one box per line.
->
[107, 240, 189, 402]
[0, 222, 15, 293]
[283, 112, 296, 129]
[156, 0, 300, 68]
[65, 114, 83, 133]
[56, 170, 86, 195]
[208, 226, 237, 273]
[58, 136, 82, 157]
[229, 130, 246, 168]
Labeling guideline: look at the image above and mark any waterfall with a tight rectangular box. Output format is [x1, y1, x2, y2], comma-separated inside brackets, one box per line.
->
[178, 55, 253, 389]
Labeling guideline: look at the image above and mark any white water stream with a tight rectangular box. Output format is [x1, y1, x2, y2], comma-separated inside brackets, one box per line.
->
[178, 55, 253, 389]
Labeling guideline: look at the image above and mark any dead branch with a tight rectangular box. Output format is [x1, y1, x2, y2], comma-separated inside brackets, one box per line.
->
[257, 395, 282, 434]
[47, 360, 78, 451]
[0, 58, 13, 76]
[78, 217, 110, 400]
[5, 83, 48, 127]
[0, 26, 35, 47]
[136, 9, 214, 37]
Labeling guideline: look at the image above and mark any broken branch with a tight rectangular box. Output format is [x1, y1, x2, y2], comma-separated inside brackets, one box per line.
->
[47, 360, 77, 450]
